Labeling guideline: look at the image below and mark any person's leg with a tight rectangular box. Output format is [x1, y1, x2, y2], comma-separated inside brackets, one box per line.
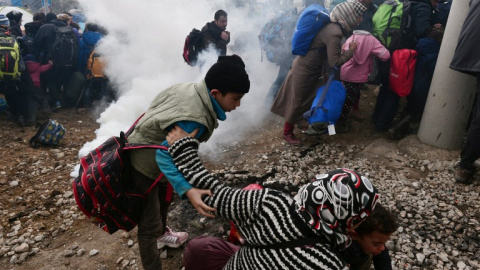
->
[183, 236, 240, 270]
[283, 121, 300, 145]
[372, 59, 400, 131]
[456, 75, 480, 183]
[338, 82, 361, 125]
[264, 62, 290, 107]
[134, 170, 163, 270]
[47, 67, 62, 110]
[156, 181, 188, 249]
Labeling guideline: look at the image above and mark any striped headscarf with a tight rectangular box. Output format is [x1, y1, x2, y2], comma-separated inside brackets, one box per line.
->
[330, 1, 367, 34]
[294, 168, 379, 250]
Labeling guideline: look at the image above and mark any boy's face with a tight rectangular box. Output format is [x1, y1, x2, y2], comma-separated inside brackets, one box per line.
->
[351, 231, 392, 256]
[210, 89, 244, 112]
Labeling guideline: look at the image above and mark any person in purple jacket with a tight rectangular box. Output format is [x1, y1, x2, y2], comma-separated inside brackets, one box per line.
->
[337, 30, 390, 133]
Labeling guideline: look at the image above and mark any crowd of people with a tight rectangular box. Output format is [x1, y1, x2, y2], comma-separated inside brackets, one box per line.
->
[0, 9, 108, 127]
[3, 0, 477, 269]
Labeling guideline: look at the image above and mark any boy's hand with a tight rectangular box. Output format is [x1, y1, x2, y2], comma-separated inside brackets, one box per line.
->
[185, 188, 216, 218]
[166, 125, 198, 145]
[349, 39, 357, 51]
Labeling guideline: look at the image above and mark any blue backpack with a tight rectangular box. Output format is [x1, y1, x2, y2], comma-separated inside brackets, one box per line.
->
[258, 8, 298, 64]
[303, 67, 346, 125]
[291, 4, 330, 56]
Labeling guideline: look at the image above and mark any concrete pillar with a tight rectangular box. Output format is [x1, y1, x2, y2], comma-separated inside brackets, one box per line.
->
[417, 0, 476, 150]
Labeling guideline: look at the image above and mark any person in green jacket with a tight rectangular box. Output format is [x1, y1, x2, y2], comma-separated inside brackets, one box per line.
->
[127, 55, 250, 270]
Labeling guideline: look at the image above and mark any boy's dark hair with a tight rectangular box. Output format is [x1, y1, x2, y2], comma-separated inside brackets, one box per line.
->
[355, 204, 398, 236]
[214, 10, 227, 20]
[33, 12, 45, 22]
[86, 22, 99, 32]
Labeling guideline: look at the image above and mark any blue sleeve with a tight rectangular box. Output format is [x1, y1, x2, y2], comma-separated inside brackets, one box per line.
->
[156, 121, 206, 198]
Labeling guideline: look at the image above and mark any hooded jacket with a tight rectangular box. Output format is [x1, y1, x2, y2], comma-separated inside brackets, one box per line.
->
[340, 30, 390, 83]
[33, 19, 67, 62]
[77, 31, 102, 73]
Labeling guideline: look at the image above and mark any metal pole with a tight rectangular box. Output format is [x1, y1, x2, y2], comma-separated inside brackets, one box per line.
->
[417, 0, 476, 150]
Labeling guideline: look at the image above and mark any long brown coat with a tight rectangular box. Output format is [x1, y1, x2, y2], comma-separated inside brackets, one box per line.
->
[271, 23, 354, 124]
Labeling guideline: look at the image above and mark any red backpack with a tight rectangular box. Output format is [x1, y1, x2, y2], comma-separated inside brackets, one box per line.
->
[389, 49, 418, 97]
[72, 115, 168, 234]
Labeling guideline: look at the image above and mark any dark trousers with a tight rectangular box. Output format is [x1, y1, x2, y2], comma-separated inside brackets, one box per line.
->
[2, 71, 33, 120]
[460, 75, 480, 170]
[47, 65, 73, 106]
[264, 62, 291, 107]
[26, 86, 51, 123]
[132, 169, 171, 270]
[372, 59, 399, 131]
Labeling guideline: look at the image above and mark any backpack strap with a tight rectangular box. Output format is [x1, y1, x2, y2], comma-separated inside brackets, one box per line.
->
[303, 65, 338, 121]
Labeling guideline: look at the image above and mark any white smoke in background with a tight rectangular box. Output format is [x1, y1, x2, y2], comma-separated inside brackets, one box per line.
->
[72, 0, 303, 176]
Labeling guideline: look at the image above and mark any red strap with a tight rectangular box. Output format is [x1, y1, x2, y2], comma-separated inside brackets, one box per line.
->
[165, 182, 174, 203]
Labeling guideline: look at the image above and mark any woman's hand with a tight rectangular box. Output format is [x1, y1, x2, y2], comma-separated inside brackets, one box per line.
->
[166, 125, 198, 145]
[185, 188, 217, 218]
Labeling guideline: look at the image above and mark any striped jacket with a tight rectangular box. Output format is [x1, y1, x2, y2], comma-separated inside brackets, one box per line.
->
[169, 137, 347, 270]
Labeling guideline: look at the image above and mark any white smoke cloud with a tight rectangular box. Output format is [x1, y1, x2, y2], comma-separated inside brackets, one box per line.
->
[72, 0, 302, 177]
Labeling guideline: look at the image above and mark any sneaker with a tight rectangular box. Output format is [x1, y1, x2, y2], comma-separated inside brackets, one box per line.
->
[303, 123, 328, 136]
[52, 101, 62, 112]
[454, 165, 475, 184]
[156, 226, 188, 249]
[283, 133, 300, 146]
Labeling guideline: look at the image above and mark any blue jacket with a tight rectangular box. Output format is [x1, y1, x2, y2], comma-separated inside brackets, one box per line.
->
[77, 31, 102, 73]
[413, 37, 440, 91]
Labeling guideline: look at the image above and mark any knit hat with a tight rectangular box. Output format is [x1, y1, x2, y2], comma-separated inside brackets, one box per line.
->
[205, 54, 250, 94]
[6, 10, 23, 24]
[294, 168, 379, 250]
[330, 1, 367, 34]
[45, 13, 57, 23]
[0, 14, 9, 26]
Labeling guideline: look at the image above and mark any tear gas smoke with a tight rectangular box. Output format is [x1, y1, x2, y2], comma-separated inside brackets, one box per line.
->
[72, 0, 301, 177]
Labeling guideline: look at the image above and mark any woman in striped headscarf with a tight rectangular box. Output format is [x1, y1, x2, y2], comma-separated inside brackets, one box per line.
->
[271, 1, 367, 146]
[166, 126, 379, 270]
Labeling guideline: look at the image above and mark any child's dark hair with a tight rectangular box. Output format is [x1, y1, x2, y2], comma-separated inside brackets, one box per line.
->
[355, 204, 398, 236]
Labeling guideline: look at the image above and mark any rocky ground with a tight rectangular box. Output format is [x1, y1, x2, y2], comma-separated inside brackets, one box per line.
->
[0, 86, 479, 270]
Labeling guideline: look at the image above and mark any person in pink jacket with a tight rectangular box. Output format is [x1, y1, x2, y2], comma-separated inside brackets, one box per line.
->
[23, 54, 53, 124]
[337, 30, 390, 132]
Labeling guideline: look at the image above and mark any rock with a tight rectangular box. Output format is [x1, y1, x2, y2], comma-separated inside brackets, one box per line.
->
[77, 248, 85, 256]
[89, 249, 99, 256]
[14, 243, 29, 253]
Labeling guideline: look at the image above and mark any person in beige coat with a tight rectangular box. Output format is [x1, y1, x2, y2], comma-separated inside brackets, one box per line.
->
[271, 1, 366, 145]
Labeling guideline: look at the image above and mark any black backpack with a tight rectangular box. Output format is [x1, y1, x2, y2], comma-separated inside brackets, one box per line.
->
[182, 28, 204, 66]
[72, 115, 167, 234]
[49, 25, 78, 66]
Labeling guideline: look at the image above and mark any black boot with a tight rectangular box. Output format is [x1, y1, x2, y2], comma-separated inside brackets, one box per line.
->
[388, 114, 411, 140]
